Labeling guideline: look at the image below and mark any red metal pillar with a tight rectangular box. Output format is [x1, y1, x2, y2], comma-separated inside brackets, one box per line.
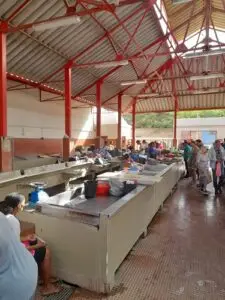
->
[171, 66, 178, 148]
[96, 80, 102, 148]
[0, 23, 13, 172]
[117, 93, 122, 149]
[0, 25, 7, 137]
[65, 66, 72, 138]
[173, 99, 178, 148]
[132, 102, 136, 147]
[63, 65, 72, 160]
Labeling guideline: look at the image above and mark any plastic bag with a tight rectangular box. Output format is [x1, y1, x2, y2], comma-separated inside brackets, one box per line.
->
[109, 178, 124, 197]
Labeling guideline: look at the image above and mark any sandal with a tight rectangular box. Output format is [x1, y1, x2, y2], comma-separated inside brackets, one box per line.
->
[39, 277, 59, 285]
[41, 284, 60, 296]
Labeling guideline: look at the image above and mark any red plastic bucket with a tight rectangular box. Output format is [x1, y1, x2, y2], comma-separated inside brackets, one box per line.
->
[96, 181, 110, 196]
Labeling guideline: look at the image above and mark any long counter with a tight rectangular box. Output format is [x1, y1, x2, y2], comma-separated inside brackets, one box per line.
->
[0, 160, 122, 199]
[19, 161, 184, 293]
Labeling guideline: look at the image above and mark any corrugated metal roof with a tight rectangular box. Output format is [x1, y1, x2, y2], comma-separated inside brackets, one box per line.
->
[136, 97, 174, 113]
[164, 0, 225, 41]
[178, 93, 225, 110]
[2, 0, 225, 113]
[3, 0, 170, 109]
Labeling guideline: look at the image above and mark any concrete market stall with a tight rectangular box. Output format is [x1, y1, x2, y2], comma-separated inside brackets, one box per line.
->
[19, 161, 184, 293]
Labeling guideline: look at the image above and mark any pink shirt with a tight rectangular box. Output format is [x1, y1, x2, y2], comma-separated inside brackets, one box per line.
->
[22, 240, 35, 256]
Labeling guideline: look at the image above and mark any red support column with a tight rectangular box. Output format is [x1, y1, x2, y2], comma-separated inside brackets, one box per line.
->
[132, 102, 136, 147]
[173, 99, 178, 148]
[170, 66, 178, 148]
[0, 27, 7, 137]
[117, 93, 122, 149]
[65, 66, 72, 138]
[63, 65, 72, 160]
[0, 23, 13, 172]
[96, 81, 102, 148]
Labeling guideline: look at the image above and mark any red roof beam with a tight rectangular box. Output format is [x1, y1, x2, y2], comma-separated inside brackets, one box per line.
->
[123, 57, 177, 112]
[154, 1, 192, 90]
[7, 72, 94, 106]
[135, 106, 225, 113]
[205, 0, 212, 48]
[5, 0, 32, 22]
[122, 8, 148, 54]
[182, 0, 197, 42]
[102, 40, 166, 106]
[63, 0, 69, 8]
[41, 5, 144, 83]
[102, 0, 151, 59]
[6, 8, 113, 33]
[42, 8, 204, 83]
[73, 27, 165, 99]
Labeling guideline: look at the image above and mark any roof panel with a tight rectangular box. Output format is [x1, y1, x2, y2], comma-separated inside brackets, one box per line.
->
[178, 93, 225, 110]
[95, 3, 141, 31]
[136, 97, 174, 113]
[3, 0, 225, 113]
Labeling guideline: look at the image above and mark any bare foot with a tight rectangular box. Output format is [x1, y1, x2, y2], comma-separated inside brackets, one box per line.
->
[41, 284, 60, 296]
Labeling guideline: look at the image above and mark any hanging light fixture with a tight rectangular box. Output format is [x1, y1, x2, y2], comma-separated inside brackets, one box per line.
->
[190, 73, 225, 81]
[183, 49, 225, 59]
[32, 16, 81, 31]
[137, 93, 158, 97]
[94, 60, 129, 68]
[121, 79, 147, 86]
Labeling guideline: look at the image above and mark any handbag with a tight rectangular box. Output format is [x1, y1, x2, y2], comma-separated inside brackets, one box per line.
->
[216, 162, 222, 177]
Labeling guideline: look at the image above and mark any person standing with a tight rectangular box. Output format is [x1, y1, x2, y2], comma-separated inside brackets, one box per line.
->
[197, 146, 211, 195]
[183, 140, 192, 178]
[148, 142, 157, 159]
[222, 138, 225, 150]
[141, 140, 148, 153]
[0, 212, 38, 300]
[188, 140, 199, 185]
[208, 140, 225, 195]
[136, 140, 141, 151]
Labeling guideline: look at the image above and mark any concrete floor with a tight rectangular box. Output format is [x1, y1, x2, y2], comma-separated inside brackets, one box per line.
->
[47, 180, 225, 299]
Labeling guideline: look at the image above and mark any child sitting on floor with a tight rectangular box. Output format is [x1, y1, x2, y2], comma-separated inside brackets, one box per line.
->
[197, 146, 211, 195]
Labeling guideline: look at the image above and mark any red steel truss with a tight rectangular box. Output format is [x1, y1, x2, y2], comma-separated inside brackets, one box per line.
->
[0, 0, 224, 115]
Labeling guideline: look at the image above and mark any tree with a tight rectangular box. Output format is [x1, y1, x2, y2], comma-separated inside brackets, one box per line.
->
[124, 110, 225, 128]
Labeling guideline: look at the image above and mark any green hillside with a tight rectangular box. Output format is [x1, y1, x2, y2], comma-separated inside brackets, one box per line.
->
[124, 110, 225, 128]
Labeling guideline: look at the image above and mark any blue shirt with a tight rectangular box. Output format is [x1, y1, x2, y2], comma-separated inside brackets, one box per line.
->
[0, 213, 38, 300]
[148, 147, 157, 158]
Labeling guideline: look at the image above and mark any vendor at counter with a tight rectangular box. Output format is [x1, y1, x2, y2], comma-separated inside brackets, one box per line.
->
[141, 140, 148, 152]
[148, 142, 158, 159]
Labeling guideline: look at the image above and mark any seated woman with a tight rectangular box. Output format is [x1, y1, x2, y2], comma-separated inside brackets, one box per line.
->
[0, 212, 37, 300]
[0, 193, 60, 296]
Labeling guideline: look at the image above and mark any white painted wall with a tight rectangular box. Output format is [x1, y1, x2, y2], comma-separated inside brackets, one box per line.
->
[7, 90, 95, 139]
[177, 118, 225, 140]
[101, 124, 132, 139]
[7, 89, 131, 140]
[93, 109, 132, 139]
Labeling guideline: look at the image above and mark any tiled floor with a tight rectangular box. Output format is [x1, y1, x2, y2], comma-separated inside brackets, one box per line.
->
[52, 180, 225, 299]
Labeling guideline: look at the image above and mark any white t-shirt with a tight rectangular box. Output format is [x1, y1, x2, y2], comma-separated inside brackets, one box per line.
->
[6, 214, 21, 239]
